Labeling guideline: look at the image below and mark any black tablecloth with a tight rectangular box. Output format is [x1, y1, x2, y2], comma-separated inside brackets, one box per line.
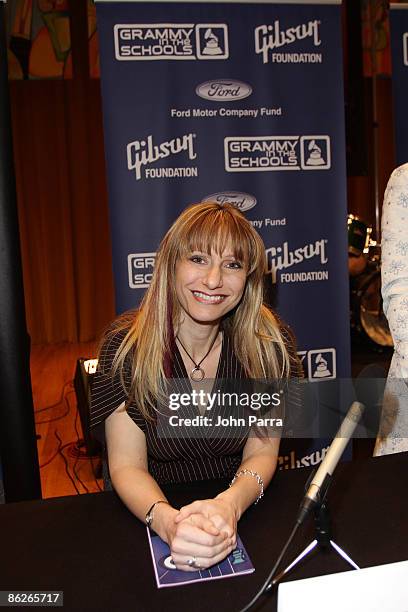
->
[1, 453, 407, 611]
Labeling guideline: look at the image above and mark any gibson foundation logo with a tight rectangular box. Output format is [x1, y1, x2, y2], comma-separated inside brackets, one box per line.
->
[127, 133, 197, 181]
[265, 239, 328, 283]
[278, 446, 329, 470]
[255, 19, 321, 64]
[114, 23, 229, 60]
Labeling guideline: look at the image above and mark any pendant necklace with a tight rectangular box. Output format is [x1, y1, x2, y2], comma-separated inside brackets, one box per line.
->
[176, 332, 220, 381]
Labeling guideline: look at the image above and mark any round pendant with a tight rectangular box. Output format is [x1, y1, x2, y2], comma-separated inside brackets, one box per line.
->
[190, 366, 205, 382]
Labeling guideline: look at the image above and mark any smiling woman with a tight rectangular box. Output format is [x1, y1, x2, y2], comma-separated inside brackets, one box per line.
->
[89, 201, 299, 572]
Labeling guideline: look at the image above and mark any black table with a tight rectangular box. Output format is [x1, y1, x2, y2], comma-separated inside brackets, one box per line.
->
[1, 453, 407, 611]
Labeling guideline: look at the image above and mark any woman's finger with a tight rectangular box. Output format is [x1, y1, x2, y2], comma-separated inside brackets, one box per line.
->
[175, 500, 207, 522]
[175, 521, 227, 547]
[171, 535, 231, 559]
[172, 543, 235, 572]
[187, 513, 220, 535]
[204, 513, 233, 537]
[170, 553, 199, 572]
[171, 535, 234, 559]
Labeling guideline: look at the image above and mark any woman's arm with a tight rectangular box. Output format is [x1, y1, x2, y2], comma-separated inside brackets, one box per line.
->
[216, 435, 280, 519]
[105, 404, 232, 570]
[105, 403, 177, 543]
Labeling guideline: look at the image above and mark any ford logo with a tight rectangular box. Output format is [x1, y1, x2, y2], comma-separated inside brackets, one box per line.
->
[196, 80, 252, 102]
[203, 191, 257, 212]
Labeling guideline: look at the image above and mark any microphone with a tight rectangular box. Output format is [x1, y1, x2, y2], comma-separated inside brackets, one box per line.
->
[297, 400, 365, 524]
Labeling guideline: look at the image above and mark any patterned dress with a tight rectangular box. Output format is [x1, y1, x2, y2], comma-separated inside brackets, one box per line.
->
[374, 163, 408, 455]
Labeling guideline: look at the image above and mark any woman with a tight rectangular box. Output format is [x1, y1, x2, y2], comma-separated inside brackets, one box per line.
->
[90, 202, 296, 571]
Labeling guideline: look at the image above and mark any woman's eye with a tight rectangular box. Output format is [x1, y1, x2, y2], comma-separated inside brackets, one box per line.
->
[226, 261, 243, 269]
[190, 255, 206, 264]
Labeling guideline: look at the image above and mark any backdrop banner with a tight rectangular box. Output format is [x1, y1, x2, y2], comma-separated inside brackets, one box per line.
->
[96, 0, 350, 469]
[390, 4, 408, 166]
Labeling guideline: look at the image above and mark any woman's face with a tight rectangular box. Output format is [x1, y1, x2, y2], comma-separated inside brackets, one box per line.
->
[174, 247, 247, 327]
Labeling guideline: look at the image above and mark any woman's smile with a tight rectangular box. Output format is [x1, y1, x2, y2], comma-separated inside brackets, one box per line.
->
[191, 290, 227, 304]
[175, 249, 247, 326]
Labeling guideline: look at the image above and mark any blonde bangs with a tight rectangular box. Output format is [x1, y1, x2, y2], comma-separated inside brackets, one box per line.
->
[174, 202, 265, 274]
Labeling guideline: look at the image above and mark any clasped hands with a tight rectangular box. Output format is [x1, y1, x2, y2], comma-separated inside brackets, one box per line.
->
[167, 496, 238, 572]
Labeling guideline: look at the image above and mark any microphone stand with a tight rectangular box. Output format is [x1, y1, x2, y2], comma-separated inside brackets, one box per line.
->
[241, 400, 366, 612]
[270, 469, 360, 588]
[240, 471, 361, 612]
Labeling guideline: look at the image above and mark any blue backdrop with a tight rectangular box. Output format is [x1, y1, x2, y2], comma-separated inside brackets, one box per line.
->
[96, 0, 350, 468]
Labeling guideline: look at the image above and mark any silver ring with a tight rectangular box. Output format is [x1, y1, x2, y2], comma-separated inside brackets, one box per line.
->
[187, 556, 200, 569]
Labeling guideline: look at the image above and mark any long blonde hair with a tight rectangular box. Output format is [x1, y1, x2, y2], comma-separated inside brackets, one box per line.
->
[102, 202, 293, 419]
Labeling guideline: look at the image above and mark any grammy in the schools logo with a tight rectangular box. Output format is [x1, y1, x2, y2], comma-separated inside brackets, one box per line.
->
[114, 23, 229, 60]
[224, 136, 331, 172]
[128, 253, 156, 288]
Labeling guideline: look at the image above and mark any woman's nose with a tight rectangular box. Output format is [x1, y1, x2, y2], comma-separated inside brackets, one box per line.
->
[203, 264, 223, 289]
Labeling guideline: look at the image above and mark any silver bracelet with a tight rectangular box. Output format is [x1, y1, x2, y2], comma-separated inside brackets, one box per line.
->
[229, 469, 264, 504]
[145, 500, 169, 527]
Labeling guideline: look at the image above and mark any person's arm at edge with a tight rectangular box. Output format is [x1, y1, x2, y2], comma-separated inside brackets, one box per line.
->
[381, 166, 408, 359]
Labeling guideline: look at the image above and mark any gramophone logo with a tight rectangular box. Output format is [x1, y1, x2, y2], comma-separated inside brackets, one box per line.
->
[300, 136, 331, 170]
[308, 349, 336, 380]
[196, 25, 229, 59]
[297, 348, 336, 380]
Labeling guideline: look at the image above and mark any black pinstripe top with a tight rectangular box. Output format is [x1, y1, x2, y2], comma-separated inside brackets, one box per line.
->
[90, 328, 251, 485]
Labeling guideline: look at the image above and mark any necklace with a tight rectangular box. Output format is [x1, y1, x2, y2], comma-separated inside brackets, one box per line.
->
[176, 332, 220, 381]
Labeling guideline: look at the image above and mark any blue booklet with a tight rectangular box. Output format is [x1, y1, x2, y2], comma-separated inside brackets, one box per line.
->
[147, 527, 255, 588]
